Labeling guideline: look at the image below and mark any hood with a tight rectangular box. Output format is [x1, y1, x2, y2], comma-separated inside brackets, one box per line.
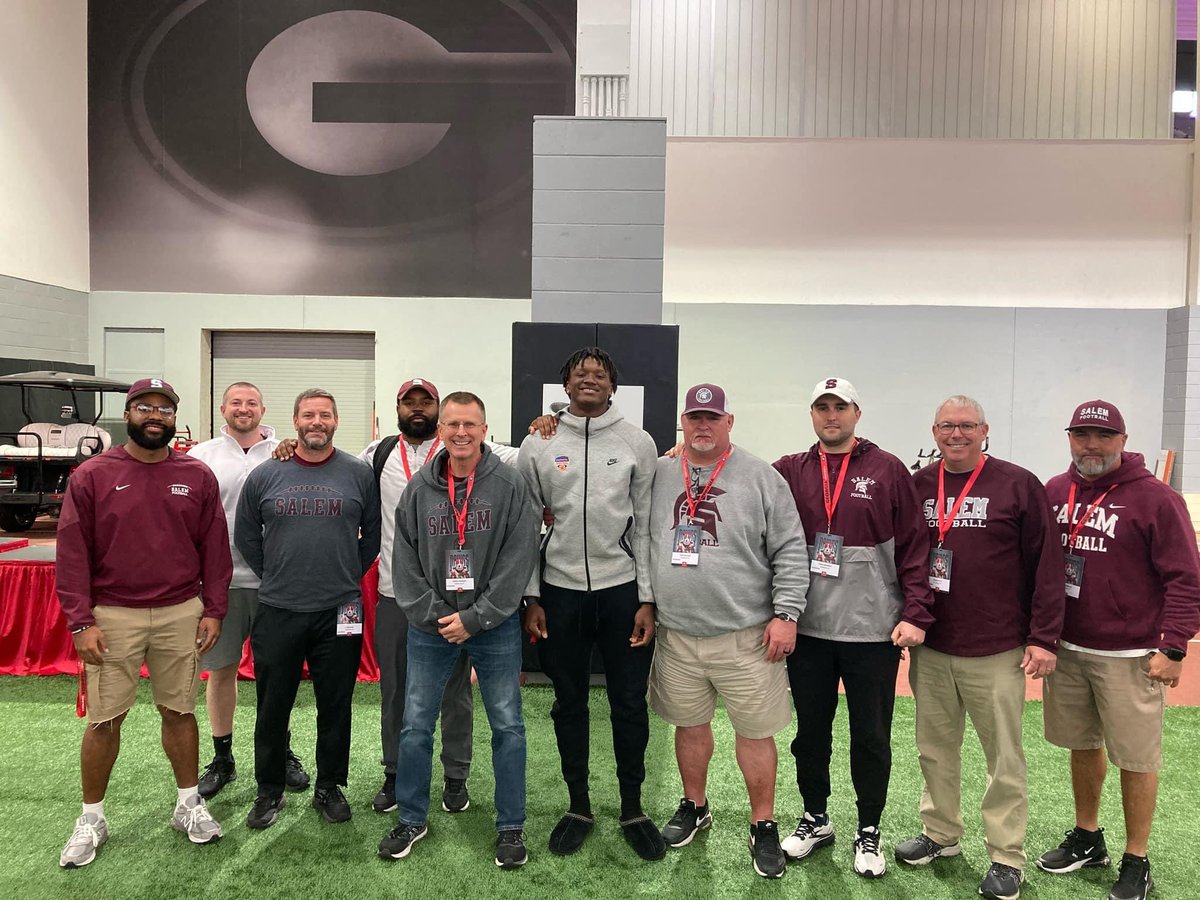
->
[554, 402, 627, 436]
[416, 442, 500, 490]
[220, 423, 276, 443]
[804, 436, 879, 461]
[1066, 450, 1153, 490]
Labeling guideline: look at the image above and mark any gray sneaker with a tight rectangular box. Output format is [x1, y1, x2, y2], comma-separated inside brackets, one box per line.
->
[171, 794, 223, 844]
[895, 833, 961, 865]
[60, 813, 108, 868]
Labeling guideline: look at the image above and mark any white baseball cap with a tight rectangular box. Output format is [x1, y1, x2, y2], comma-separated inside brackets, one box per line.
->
[810, 377, 860, 407]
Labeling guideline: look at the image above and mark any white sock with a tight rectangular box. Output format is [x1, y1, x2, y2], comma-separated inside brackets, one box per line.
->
[177, 786, 199, 806]
[82, 801, 105, 820]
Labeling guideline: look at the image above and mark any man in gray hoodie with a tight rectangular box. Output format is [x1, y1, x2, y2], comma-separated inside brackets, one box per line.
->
[518, 347, 662, 861]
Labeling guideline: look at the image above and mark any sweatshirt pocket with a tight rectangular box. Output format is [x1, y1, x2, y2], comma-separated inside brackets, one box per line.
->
[618, 516, 634, 560]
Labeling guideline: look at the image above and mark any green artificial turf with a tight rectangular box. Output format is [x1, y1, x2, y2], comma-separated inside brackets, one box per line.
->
[0, 675, 1195, 899]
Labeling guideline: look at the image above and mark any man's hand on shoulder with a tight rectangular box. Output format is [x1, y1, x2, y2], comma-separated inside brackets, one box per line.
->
[272, 439, 297, 461]
[72, 625, 108, 666]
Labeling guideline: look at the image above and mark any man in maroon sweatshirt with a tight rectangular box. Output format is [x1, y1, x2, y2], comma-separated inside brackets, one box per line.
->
[896, 395, 1063, 900]
[1036, 400, 1200, 900]
[55, 378, 232, 869]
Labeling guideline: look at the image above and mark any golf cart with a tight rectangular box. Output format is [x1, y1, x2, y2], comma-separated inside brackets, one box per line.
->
[0, 371, 131, 532]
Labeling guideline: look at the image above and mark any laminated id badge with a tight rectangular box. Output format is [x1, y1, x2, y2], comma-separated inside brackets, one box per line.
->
[445, 549, 475, 592]
[810, 533, 844, 578]
[928, 547, 953, 593]
[336, 600, 363, 636]
[672, 524, 701, 566]
[1064, 553, 1085, 599]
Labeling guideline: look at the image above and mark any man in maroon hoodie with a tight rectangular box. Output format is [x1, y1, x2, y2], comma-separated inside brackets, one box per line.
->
[1037, 400, 1200, 900]
[896, 395, 1063, 900]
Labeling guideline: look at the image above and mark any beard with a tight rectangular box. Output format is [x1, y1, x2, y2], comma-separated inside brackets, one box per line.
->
[126, 420, 176, 450]
[398, 413, 438, 441]
[299, 425, 334, 451]
[1073, 451, 1121, 478]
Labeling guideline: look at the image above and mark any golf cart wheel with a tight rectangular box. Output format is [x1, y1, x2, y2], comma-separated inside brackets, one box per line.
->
[0, 506, 36, 532]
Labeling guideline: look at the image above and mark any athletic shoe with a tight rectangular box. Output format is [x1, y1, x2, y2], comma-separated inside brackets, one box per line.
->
[246, 794, 286, 830]
[312, 786, 352, 823]
[661, 798, 712, 848]
[284, 748, 310, 791]
[854, 826, 886, 878]
[442, 777, 470, 813]
[895, 833, 962, 865]
[59, 813, 108, 868]
[171, 794, 223, 844]
[373, 774, 397, 813]
[1108, 854, 1153, 900]
[379, 822, 428, 860]
[1036, 826, 1111, 873]
[781, 812, 835, 861]
[197, 756, 236, 799]
[748, 820, 786, 878]
[979, 862, 1024, 900]
[548, 812, 595, 855]
[496, 829, 529, 868]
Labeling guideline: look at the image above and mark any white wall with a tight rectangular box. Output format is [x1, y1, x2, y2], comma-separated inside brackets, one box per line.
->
[0, 0, 88, 291]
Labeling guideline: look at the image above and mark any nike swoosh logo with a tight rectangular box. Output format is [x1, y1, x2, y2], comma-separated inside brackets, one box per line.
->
[115, 485, 131, 491]
[1108, 504, 1125, 509]
[607, 459, 618, 466]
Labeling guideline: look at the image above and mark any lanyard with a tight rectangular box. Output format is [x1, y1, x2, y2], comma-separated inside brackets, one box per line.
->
[401, 439, 440, 481]
[818, 440, 857, 531]
[935, 455, 988, 547]
[681, 449, 731, 521]
[1065, 482, 1115, 551]
[447, 468, 476, 548]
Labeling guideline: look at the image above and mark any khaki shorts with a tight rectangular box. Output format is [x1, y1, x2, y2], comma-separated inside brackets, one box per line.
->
[1043, 647, 1164, 772]
[201, 587, 257, 671]
[648, 623, 792, 739]
[86, 597, 203, 724]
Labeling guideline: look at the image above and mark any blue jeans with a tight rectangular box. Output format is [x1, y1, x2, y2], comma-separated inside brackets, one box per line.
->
[396, 612, 526, 831]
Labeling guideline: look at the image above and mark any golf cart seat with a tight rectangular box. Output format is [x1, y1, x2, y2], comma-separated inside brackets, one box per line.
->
[0, 423, 111, 458]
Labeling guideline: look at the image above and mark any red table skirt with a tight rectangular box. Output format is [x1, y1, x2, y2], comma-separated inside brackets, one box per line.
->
[0, 557, 381, 681]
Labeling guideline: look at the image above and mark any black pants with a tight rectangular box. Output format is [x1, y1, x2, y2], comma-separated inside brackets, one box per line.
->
[537, 581, 652, 807]
[251, 603, 362, 798]
[786, 634, 901, 828]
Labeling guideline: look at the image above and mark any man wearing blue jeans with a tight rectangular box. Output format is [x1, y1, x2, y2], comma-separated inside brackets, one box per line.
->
[378, 391, 538, 868]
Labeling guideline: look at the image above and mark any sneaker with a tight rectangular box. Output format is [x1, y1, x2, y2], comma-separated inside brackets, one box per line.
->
[781, 811, 835, 861]
[979, 862, 1024, 900]
[895, 833, 962, 865]
[197, 756, 236, 799]
[312, 786, 352, 823]
[496, 829, 529, 868]
[379, 822, 428, 860]
[59, 813, 108, 868]
[246, 794, 286, 830]
[854, 826, 886, 878]
[171, 794, 223, 844]
[442, 777, 470, 813]
[373, 774, 397, 813]
[285, 748, 310, 791]
[748, 820, 786, 878]
[661, 798, 713, 848]
[1108, 854, 1153, 900]
[1036, 826, 1111, 874]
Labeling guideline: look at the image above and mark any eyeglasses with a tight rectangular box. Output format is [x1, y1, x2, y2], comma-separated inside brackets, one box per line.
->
[440, 421, 485, 432]
[935, 422, 980, 435]
[133, 403, 176, 417]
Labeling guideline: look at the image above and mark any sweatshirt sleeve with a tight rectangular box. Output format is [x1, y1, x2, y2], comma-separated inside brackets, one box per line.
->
[391, 486, 446, 630]
[55, 467, 97, 630]
[459, 476, 540, 635]
[763, 467, 811, 618]
[516, 435, 545, 599]
[1150, 490, 1200, 652]
[486, 441, 521, 467]
[197, 468, 232, 619]
[1023, 473, 1065, 653]
[233, 469, 266, 580]
[357, 467, 382, 577]
[630, 431, 657, 604]
[895, 462, 937, 630]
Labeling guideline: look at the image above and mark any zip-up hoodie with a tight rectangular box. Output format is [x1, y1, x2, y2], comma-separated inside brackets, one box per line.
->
[517, 404, 657, 602]
[1045, 451, 1200, 654]
[773, 438, 936, 641]
[393, 445, 539, 636]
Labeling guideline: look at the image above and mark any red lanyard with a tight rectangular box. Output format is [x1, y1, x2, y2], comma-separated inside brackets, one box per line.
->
[1065, 482, 1115, 551]
[935, 455, 987, 547]
[681, 449, 731, 520]
[447, 468, 476, 548]
[401, 439, 440, 481]
[818, 441, 856, 531]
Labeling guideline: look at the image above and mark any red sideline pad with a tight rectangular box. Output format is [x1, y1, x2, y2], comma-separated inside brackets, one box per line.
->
[0, 538, 30, 553]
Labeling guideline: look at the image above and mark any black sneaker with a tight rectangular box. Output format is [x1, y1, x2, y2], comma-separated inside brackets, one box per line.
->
[442, 777, 470, 813]
[373, 774, 397, 813]
[1036, 826, 1111, 874]
[284, 748, 310, 791]
[312, 786, 352, 823]
[748, 820, 786, 878]
[1108, 854, 1153, 900]
[661, 798, 713, 848]
[979, 863, 1024, 900]
[496, 829, 529, 869]
[378, 822, 428, 860]
[895, 833, 962, 865]
[246, 794, 286, 830]
[198, 756, 236, 799]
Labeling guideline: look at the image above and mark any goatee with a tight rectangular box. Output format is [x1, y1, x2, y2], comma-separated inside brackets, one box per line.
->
[399, 415, 437, 441]
[126, 420, 175, 450]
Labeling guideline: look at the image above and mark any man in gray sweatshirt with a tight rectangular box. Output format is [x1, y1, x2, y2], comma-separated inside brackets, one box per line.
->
[648, 383, 809, 880]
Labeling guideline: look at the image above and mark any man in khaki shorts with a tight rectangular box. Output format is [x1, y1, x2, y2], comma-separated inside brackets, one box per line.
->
[647, 383, 809, 879]
[54, 378, 232, 867]
[1038, 401, 1200, 900]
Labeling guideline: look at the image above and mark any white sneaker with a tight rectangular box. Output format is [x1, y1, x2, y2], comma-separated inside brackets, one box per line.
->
[781, 812, 834, 860]
[171, 794, 223, 844]
[854, 826, 886, 878]
[60, 812, 108, 868]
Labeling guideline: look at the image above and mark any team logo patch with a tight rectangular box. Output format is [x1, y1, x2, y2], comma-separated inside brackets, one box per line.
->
[695, 387, 712, 403]
[554, 455, 570, 472]
[169, 483, 191, 496]
[850, 476, 876, 499]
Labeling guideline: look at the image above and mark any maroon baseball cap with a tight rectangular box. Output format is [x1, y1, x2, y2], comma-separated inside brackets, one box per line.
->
[127, 377, 180, 406]
[397, 378, 439, 403]
[1066, 400, 1125, 433]
[682, 383, 730, 415]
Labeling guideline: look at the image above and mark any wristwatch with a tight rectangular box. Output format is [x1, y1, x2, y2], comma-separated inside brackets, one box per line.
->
[774, 612, 796, 623]
[71, 624, 91, 635]
[1158, 647, 1186, 662]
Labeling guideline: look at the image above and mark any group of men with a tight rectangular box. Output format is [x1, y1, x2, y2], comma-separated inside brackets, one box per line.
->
[53, 357, 1198, 900]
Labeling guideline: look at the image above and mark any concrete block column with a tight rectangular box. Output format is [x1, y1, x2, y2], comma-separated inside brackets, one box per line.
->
[1162, 306, 1200, 494]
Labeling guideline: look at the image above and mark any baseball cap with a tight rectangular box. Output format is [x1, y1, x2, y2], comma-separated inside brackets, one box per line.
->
[397, 378, 439, 404]
[682, 383, 729, 416]
[810, 377, 860, 407]
[127, 377, 180, 406]
[1066, 400, 1125, 433]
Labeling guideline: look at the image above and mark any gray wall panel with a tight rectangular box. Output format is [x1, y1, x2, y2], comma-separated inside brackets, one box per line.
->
[0, 273, 88, 364]
[532, 224, 664, 259]
[533, 190, 666, 226]
[533, 156, 667, 191]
